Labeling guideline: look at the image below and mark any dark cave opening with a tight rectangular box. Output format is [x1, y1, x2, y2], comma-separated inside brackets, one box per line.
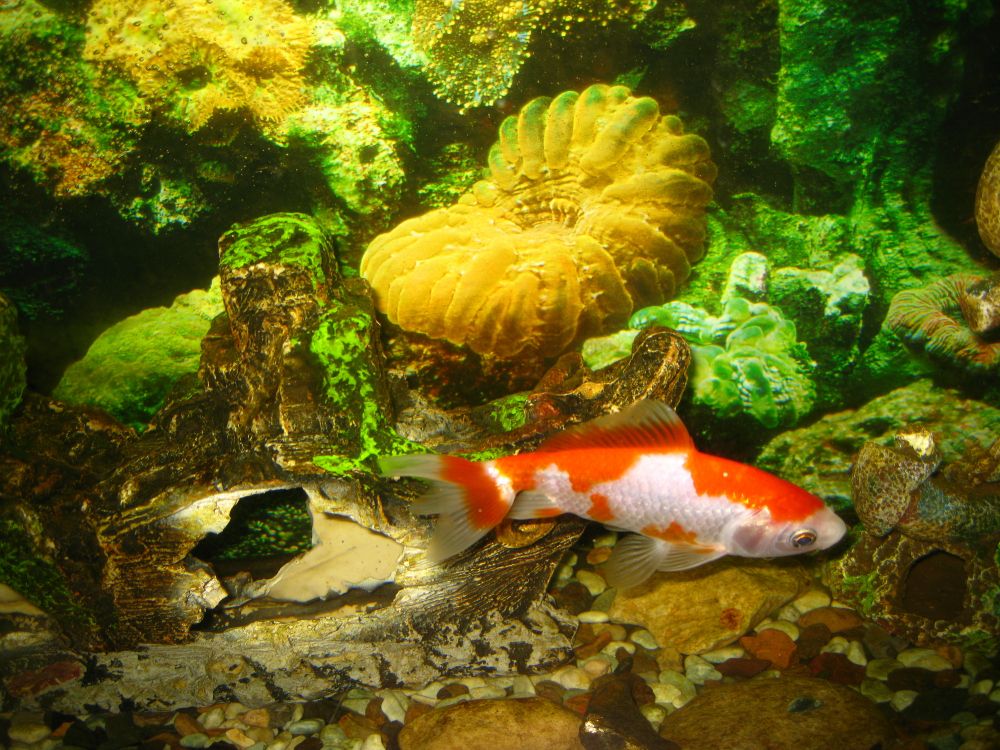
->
[900, 550, 969, 624]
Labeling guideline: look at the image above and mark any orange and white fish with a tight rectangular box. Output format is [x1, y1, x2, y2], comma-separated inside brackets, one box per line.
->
[380, 400, 846, 588]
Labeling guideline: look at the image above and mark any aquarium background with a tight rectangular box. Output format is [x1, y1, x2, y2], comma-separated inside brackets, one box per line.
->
[1, 0, 999, 747]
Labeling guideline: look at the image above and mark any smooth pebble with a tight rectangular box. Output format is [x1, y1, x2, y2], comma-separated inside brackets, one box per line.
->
[180, 733, 212, 749]
[821, 636, 850, 655]
[578, 610, 609, 623]
[601, 640, 636, 657]
[591, 589, 617, 612]
[866, 658, 904, 681]
[630, 628, 659, 650]
[792, 589, 831, 614]
[581, 654, 614, 678]
[860, 678, 892, 703]
[898, 648, 954, 671]
[756, 619, 800, 641]
[361, 734, 386, 750]
[287, 719, 323, 737]
[683, 655, 722, 685]
[890, 690, 919, 712]
[511, 675, 536, 696]
[846, 640, 868, 667]
[700, 646, 746, 663]
[379, 690, 409, 723]
[641, 703, 669, 726]
[576, 570, 607, 596]
[7, 723, 50, 744]
[469, 685, 507, 700]
[201, 707, 225, 730]
[651, 682, 683, 707]
[553, 665, 592, 690]
[970, 679, 994, 696]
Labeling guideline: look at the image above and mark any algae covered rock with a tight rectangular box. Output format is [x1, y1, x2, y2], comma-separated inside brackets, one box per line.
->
[757, 379, 1000, 513]
[0, 293, 26, 429]
[53, 280, 223, 430]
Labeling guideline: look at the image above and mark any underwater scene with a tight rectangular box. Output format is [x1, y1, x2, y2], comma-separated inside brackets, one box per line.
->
[0, 0, 999, 748]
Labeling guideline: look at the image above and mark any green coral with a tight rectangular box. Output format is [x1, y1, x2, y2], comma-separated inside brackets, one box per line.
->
[631, 297, 816, 429]
[53, 280, 223, 430]
[196, 490, 312, 561]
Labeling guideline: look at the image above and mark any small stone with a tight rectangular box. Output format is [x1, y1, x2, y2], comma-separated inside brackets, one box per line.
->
[511, 675, 536, 697]
[700, 646, 746, 663]
[740, 629, 798, 669]
[587, 547, 612, 565]
[602, 640, 636, 658]
[578, 610, 610, 624]
[201, 707, 226, 730]
[630, 629, 659, 650]
[225, 727, 258, 749]
[887, 667, 936, 692]
[715, 657, 771, 678]
[287, 719, 324, 737]
[809, 652, 865, 686]
[320, 724, 349, 744]
[658, 670, 697, 708]
[8, 722, 51, 744]
[361, 734, 386, 750]
[989, 688, 1000, 703]
[640, 703, 669, 727]
[650, 682, 683, 707]
[469, 685, 507, 700]
[242, 709, 271, 728]
[950, 712, 979, 726]
[898, 648, 954, 671]
[226, 703, 247, 720]
[798, 606, 863, 633]
[861, 625, 898, 660]
[795, 623, 832, 661]
[180, 732, 212, 749]
[175, 713, 204, 737]
[683, 655, 722, 685]
[591, 589, 617, 612]
[553, 665, 593, 691]
[860, 678, 892, 703]
[577, 570, 608, 596]
[246, 726, 275, 744]
[437, 683, 470, 700]
[845, 640, 867, 667]
[890, 690, 919, 712]
[552, 581, 593, 615]
[791, 589, 831, 614]
[970, 679, 995, 696]
[581, 655, 614, 679]
[820, 636, 849, 655]
[964, 651, 992, 679]
[756, 619, 800, 641]
[866, 657, 904, 681]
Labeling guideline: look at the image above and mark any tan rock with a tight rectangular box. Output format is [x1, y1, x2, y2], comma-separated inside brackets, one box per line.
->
[397, 697, 585, 750]
[608, 558, 809, 655]
[659, 675, 893, 749]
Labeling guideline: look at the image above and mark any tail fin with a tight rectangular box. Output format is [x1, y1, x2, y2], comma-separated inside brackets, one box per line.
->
[379, 454, 514, 561]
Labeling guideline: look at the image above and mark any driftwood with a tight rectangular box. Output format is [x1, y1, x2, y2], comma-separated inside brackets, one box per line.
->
[0, 213, 690, 712]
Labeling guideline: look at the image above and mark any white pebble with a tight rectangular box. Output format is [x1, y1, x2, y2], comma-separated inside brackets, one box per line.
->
[659, 670, 697, 706]
[756, 619, 800, 641]
[684, 655, 722, 685]
[890, 690, 919, 712]
[361, 734, 386, 750]
[593, 532, 618, 548]
[641, 703, 669, 726]
[553, 665, 592, 690]
[555, 563, 575, 583]
[435, 694, 472, 709]
[866, 658, 903, 681]
[225, 703, 247, 721]
[201, 707, 226, 730]
[342, 698, 371, 714]
[971, 679, 995, 696]
[821, 636, 850, 655]
[580, 654, 614, 678]
[576, 570, 607, 596]
[457, 677, 487, 689]
[511, 675, 536, 696]
[379, 689, 409, 724]
[700, 645, 746, 664]
[320, 725, 349, 745]
[897, 648, 953, 671]
[791, 589, 831, 614]
[578, 610, 609, 624]
[591, 590, 617, 611]
[8, 723, 51, 744]
[469, 685, 507, 700]
[846, 640, 868, 667]
[601, 640, 636, 657]
[860, 679, 892, 703]
[630, 628, 659, 650]
[775, 603, 801, 622]
[651, 682, 683, 707]
[289, 704, 304, 723]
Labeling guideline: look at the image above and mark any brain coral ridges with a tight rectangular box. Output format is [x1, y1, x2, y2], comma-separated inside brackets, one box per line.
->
[360, 84, 716, 360]
[84, 0, 313, 133]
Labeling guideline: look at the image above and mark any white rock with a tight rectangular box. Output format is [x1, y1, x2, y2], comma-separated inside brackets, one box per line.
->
[897, 648, 953, 671]
[553, 665, 592, 690]
[659, 669, 697, 706]
[846, 640, 868, 667]
[860, 679, 892, 703]
[577, 570, 608, 596]
[457, 677, 487, 689]
[361, 734, 386, 750]
[641, 703, 669, 726]
[775, 603, 801, 622]
[683, 655, 722, 685]
[630, 628, 659, 650]
[890, 690, 919, 712]
[970, 679, 995, 697]
[225, 703, 247, 721]
[791, 589, 831, 614]
[601, 640, 636, 657]
[651, 682, 683, 707]
[469, 685, 508, 700]
[342, 699, 371, 715]
[379, 689, 409, 724]
[578, 610, 609, 624]
[821, 636, 850, 655]
[511, 675, 536, 697]
[555, 563, 575, 584]
[202, 707, 226, 730]
[580, 654, 613, 678]
[8, 722, 50, 744]
[700, 645, 746, 663]
[593, 532, 618, 548]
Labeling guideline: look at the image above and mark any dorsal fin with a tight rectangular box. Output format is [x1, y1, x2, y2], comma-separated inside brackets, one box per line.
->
[537, 400, 694, 453]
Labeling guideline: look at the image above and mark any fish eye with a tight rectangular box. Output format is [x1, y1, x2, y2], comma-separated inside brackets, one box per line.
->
[790, 529, 817, 548]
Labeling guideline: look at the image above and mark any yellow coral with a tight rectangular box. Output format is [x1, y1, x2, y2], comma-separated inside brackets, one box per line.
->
[360, 84, 716, 360]
[976, 140, 1000, 257]
[84, 0, 312, 133]
[413, 0, 658, 109]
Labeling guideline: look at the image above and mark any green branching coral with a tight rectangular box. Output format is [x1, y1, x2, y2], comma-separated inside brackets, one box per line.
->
[632, 298, 816, 428]
[412, 0, 658, 108]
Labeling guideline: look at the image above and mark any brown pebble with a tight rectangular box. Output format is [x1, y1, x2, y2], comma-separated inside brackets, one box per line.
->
[740, 630, 798, 669]
[173, 713, 203, 737]
[296, 738, 324, 750]
[241, 708, 270, 728]
[437, 683, 470, 700]
[796, 623, 833, 661]
[936, 644, 963, 669]
[574, 623, 595, 647]
[564, 692, 591, 715]
[630, 678, 656, 707]
[404, 701, 433, 724]
[798, 606, 864, 634]
[808, 652, 865, 686]
[533, 680, 566, 705]
[934, 669, 962, 689]
[366, 697, 386, 726]
[716, 657, 772, 678]
[630, 648, 660, 676]
[551, 581, 593, 615]
[860, 625, 897, 660]
[339, 713, 380, 740]
[587, 547, 612, 565]
[224, 727, 257, 749]
[146, 731, 182, 748]
[886, 667, 936, 693]
[575, 630, 613, 660]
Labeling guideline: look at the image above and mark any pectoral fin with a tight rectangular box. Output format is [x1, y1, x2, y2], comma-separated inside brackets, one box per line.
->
[604, 534, 726, 589]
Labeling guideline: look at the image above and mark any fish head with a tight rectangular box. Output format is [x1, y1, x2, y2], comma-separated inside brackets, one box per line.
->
[725, 503, 847, 559]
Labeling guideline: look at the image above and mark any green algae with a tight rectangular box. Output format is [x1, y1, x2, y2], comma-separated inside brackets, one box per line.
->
[0, 294, 26, 430]
[195, 490, 313, 561]
[219, 213, 329, 284]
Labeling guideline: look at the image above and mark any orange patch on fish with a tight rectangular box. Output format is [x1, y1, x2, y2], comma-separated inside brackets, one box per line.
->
[642, 521, 702, 547]
[495, 448, 648, 495]
[684, 452, 823, 523]
[588, 492, 615, 522]
[441, 455, 509, 530]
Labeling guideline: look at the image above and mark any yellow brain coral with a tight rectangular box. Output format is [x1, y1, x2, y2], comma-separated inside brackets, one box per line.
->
[976, 140, 1000, 257]
[413, 0, 658, 109]
[360, 84, 716, 360]
[84, 0, 312, 133]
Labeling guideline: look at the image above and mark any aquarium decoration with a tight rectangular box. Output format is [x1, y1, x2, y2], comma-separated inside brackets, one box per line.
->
[1, 0, 999, 745]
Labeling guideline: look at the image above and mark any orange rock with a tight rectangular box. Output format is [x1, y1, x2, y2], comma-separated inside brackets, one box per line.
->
[739, 629, 798, 669]
[173, 713, 203, 737]
[797, 606, 863, 634]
